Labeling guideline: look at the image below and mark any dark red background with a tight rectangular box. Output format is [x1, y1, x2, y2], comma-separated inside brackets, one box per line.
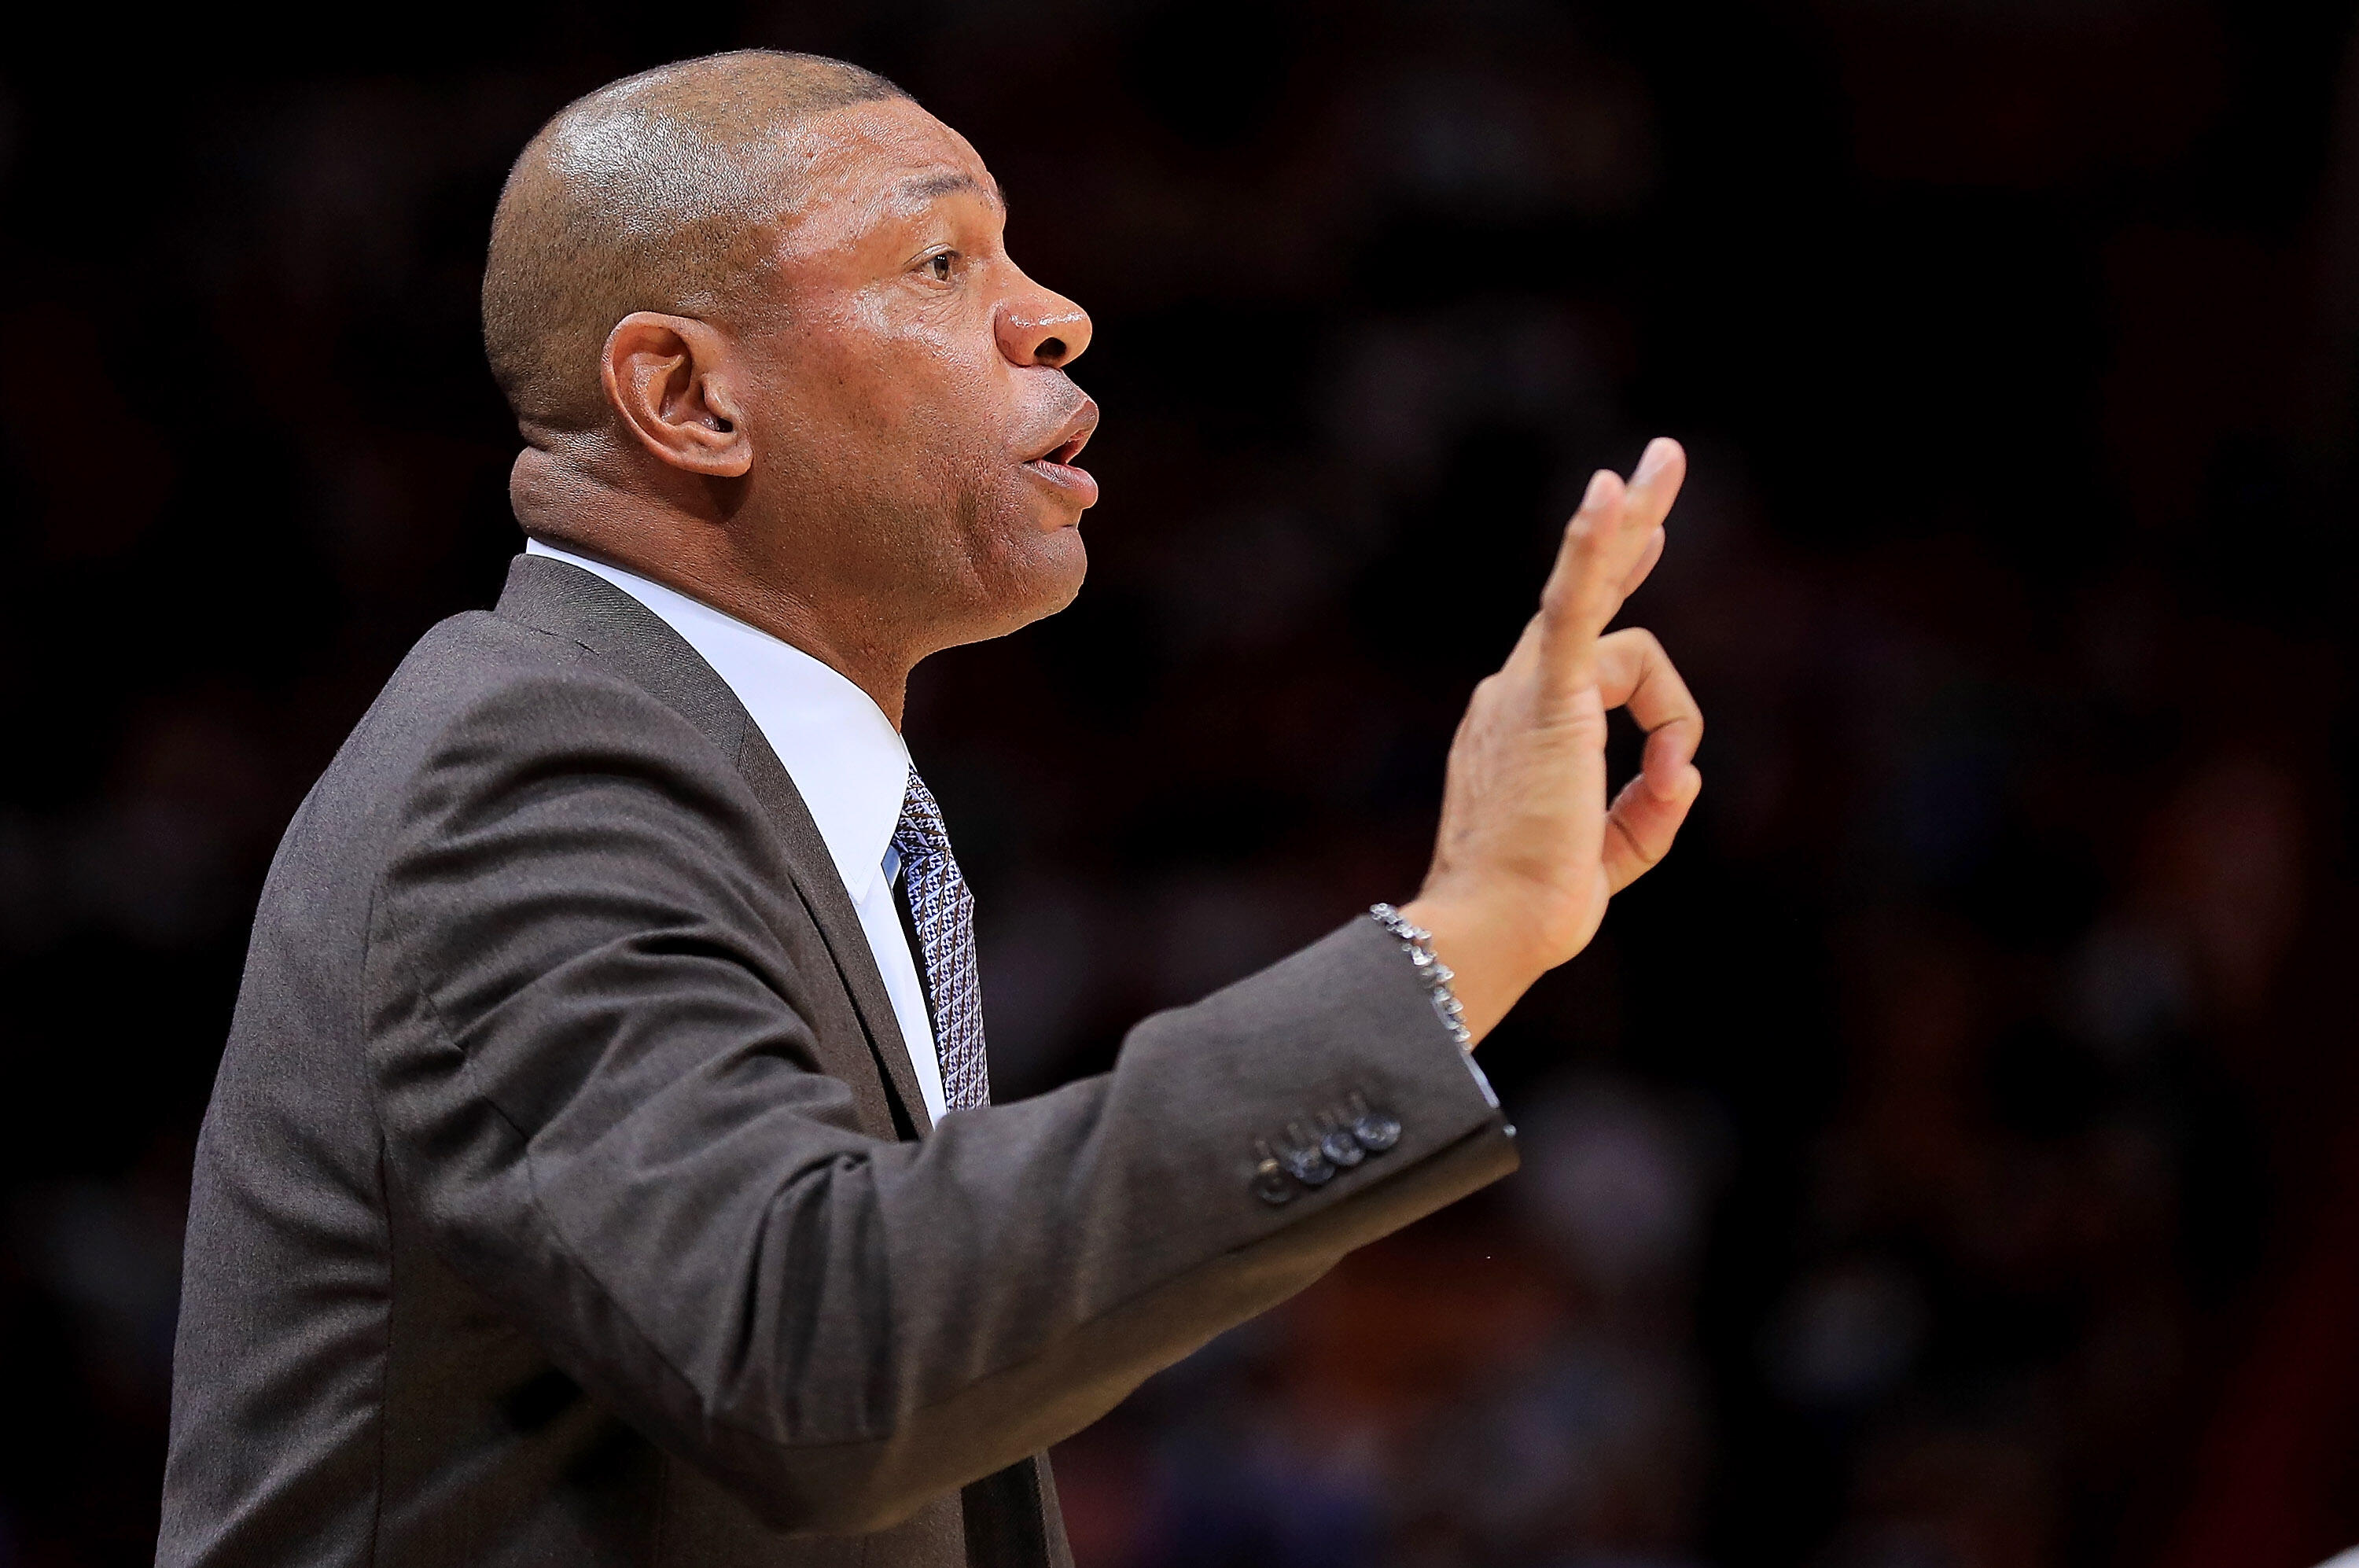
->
[4, 2, 2357, 1564]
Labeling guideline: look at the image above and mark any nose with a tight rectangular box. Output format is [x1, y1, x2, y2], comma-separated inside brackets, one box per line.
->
[996, 273, 1092, 370]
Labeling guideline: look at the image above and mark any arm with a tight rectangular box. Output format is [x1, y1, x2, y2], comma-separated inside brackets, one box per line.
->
[366, 436, 1701, 1537]
[363, 668, 1511, 1536]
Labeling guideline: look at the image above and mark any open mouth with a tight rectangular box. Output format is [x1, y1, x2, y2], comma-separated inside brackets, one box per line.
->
[1021, 402, 1101, 506]
[1025, 411, 1095, 469]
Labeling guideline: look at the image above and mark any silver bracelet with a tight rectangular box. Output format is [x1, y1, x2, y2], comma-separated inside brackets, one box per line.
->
[1368, 904, 1473, 1051]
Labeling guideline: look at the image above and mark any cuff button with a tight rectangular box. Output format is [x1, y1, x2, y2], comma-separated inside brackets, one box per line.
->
[1251, 1144, 1294, 1205]
[1319, 1123, 1366, 1168]
[1282, 1121, 1337, 1185]
[1351, 1106, 1402, 1154]
[1280, 1146, 1335, 1186]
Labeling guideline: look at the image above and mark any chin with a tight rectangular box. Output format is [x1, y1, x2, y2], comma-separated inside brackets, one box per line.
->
[1037, 525, 1088, 604]
[1005, 529, 1088, 628]
[944, 522, 1087, 648]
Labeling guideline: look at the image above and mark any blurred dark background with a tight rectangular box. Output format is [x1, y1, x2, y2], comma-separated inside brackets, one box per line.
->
[6, 1, 2359, 1563]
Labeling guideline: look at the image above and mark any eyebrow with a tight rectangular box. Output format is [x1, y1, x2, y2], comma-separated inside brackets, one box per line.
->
[895, 170, 1004, 210]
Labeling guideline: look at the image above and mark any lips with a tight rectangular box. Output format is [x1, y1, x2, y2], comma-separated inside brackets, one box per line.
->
[1021, 399, 1100, 510]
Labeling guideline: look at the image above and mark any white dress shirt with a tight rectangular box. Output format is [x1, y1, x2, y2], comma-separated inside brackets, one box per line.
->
[524, 539, 949, 1124]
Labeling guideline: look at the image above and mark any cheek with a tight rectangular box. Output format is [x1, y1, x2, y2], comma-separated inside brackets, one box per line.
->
[762, 308, 962, 458]
[767, 314, 1072, 587]
[865, 360, 1010, 503]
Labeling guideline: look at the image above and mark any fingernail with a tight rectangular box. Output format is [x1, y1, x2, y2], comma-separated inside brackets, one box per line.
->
[1633, 438, 1673, 484]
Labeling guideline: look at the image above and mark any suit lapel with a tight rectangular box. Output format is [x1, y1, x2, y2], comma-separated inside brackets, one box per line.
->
[494, 554, 934, 1138]
[723, 725, 934, 1137]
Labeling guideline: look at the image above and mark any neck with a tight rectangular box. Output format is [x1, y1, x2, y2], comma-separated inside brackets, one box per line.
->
[511, 446, 916, 727]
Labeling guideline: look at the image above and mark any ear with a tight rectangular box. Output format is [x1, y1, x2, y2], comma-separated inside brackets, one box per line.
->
[599, 311, 753, 478]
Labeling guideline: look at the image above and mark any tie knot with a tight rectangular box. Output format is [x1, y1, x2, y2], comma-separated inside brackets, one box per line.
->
[893, 767, 953, 862]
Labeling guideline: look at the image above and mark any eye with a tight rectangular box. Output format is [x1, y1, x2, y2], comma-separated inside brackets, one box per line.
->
[922, 250, 956, 283]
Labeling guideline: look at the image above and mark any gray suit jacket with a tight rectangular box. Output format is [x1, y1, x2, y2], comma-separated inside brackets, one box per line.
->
[157, 554, 1518, 1567]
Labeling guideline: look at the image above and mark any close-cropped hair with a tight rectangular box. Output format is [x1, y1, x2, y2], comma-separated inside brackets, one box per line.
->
[481, 49, 908, 433]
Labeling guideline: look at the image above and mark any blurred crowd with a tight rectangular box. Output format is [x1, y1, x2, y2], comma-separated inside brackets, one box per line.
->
[7, 1, 2359, 1564]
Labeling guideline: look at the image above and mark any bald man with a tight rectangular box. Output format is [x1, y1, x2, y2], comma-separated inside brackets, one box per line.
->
[157, 50, 1704, 1568]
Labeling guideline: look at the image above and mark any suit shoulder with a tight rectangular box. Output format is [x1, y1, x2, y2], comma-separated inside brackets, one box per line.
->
[353, 609, 731, 778]
[285, 609, 746, 875]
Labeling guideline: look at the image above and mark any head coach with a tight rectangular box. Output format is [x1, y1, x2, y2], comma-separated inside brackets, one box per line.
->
[156, 48, 1706, 1568]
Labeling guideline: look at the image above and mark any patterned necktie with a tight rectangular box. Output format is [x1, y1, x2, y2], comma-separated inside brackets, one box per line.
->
[891, 767, 990, 1113]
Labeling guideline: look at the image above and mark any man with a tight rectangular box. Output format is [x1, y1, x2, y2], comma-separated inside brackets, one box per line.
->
[157, 49, 1704, 1568]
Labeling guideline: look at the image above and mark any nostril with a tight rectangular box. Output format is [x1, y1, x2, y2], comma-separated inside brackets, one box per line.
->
[1036, 337, 1066, 365]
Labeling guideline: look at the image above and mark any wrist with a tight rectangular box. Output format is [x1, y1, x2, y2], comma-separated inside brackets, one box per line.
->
[1395, 893, 1549, 1047]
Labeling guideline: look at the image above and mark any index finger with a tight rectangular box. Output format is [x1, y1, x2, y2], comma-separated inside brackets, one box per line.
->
[1534, 437, 1687, 691]
[1595, 626, 1704, 797]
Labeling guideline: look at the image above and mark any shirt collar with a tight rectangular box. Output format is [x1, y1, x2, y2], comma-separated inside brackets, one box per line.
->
[523, 539, 911, 900]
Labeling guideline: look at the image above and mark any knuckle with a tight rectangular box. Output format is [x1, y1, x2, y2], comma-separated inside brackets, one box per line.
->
[1611, 812, 1668, 867]
[1470, 674, 1515, 715]
[1606, 625, 1662, 660]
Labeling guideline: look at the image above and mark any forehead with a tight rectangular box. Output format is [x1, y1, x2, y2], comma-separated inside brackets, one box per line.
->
[769, 98, 999, 258]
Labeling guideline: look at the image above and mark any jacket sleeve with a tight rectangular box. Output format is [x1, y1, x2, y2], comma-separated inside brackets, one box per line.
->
[361, 668, 1517, 1535]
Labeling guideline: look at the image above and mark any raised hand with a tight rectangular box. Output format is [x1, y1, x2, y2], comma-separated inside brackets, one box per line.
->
[1400, 436, 1703, 1044]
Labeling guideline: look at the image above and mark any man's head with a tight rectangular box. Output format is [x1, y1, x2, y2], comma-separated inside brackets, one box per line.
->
[483, 51, 1097, 712]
